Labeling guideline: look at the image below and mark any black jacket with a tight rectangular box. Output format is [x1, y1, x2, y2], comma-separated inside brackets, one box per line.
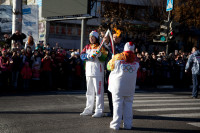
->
[10, 33, 26, 45]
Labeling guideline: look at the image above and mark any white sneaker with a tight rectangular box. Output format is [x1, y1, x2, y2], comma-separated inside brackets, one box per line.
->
[110, 126, 119, 130]
[80, 110, 93, 116]
[92, 113, 103, 118]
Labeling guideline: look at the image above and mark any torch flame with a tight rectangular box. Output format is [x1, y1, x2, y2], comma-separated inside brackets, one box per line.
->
[114, 27, 121, 37]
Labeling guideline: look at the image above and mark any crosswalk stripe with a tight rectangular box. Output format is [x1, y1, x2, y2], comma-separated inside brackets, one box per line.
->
[134, 99, 199, 103]
[159, 113, 200, 118]
[134, 96, 189, 100]
[132, 102, 200, 107]
[134, 94, 175, 97]
[136, 107, 200, 112]
[132, 93, 200, 128]
[188, 122, 200, 128]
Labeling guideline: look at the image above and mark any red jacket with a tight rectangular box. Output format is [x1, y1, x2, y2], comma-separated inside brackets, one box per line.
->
[41, 58, 53, 71]
[0, 56, 9, 71]
[21, 66, 32, 79]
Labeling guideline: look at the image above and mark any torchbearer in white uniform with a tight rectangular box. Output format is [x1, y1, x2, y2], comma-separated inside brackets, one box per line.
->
[80, 31, 108, 118]
[107, 42, 139, 130]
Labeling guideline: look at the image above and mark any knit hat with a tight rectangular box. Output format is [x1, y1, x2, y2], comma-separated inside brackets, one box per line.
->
[89, 30, 99, 39]
[124, 42, 135, 52]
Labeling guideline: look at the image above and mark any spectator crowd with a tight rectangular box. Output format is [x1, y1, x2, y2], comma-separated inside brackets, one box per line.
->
[0, 32, 84, 91]
[0, 31, 193, 92]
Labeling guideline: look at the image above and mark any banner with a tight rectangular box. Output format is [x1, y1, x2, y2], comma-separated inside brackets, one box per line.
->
[0, 5, 12, 33]
[22, 5, 39, 43]
[39, 20, 46, 41]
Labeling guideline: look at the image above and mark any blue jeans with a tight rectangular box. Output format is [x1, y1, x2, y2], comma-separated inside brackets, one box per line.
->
[12, 71, 19, 88]
[192, 74, 199, 98]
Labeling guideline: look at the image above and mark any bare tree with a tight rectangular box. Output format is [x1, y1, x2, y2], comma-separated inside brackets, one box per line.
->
[173, 0, 200, 28]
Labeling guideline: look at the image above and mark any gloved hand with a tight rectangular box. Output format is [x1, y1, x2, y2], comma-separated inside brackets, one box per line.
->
[90, 51, 102, 59]
[87, 53, 93, 60]
[80, 53, 88, 61]
[96, 51, 102, 57]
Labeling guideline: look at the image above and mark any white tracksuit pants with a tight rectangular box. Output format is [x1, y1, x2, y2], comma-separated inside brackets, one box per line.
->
[84, 76, 104, 114]
[110, 94, 134, 129]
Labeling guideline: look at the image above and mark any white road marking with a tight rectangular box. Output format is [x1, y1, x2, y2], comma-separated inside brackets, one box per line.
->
[134, 99, 199, 103]
[132, 102, 200, 107]
[136, 107, 200, 112]
[134, 96, 189, 100]
[159, 113, 200, 118]
[188, 122, 200, 128]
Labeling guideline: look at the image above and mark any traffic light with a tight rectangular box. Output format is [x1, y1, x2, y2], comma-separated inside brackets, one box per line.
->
[153, 35, 167, 42]
[168, 21, 175, 40]
[160, 20, 169, 37]
[168, 30, 174, 40]
[153, 20, 169, 42]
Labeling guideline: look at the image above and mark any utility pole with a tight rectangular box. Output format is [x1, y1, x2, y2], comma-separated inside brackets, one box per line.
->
[80, 19, 87, 53]
[166, 11, 170, 55]
[166, 0, 173, 55]
[12, 0, 22, 34]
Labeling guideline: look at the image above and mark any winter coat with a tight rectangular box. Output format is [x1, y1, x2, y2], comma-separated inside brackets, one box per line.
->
[21, 66, 32, 79]
[185, 50, 200, 75]
[10, 33, 26, 45]
[0, 56, 9, 71]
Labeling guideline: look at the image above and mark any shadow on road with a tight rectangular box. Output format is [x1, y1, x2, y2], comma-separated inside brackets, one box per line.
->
[0, 111, 81, 114]
[134, 115, 200, 122]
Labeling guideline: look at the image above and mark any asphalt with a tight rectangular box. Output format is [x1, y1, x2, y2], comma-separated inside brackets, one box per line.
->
[0, 88, 199, 133]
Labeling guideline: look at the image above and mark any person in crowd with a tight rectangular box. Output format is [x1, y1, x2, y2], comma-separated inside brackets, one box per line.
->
[21, 62, 32, 89]
[10, 30, 26, 47]
[80, 30, 108, 118]
[0, 49, 10, 89]
[53, 42, 59, 50]
[10, 50, 22, 89]
[107, 42, 139, 130]
[75, 59, 82, 90]
[74, 52, 83, 89]
[185, 46, 200, 99]
[44, 43, 51, 51]
[162, 56, 170, 83]
[31, 50, 41, 89]
[149, 53, 157, 86]
[66, 52, 76, 90]
[176, 56, 185, 87]
[23, 47, 32, 65]
[24, 35, 35, 52]
[50, 50, 58, 90]
[12, 42, 21, 51]
[4, 34, 11, 48]
[54, 48, 65, 89]
[36, 41, 44, 51]
[41, 51, 53, 90]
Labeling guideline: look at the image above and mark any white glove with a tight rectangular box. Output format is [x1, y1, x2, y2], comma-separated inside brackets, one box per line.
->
[87, 53, 92, 60]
